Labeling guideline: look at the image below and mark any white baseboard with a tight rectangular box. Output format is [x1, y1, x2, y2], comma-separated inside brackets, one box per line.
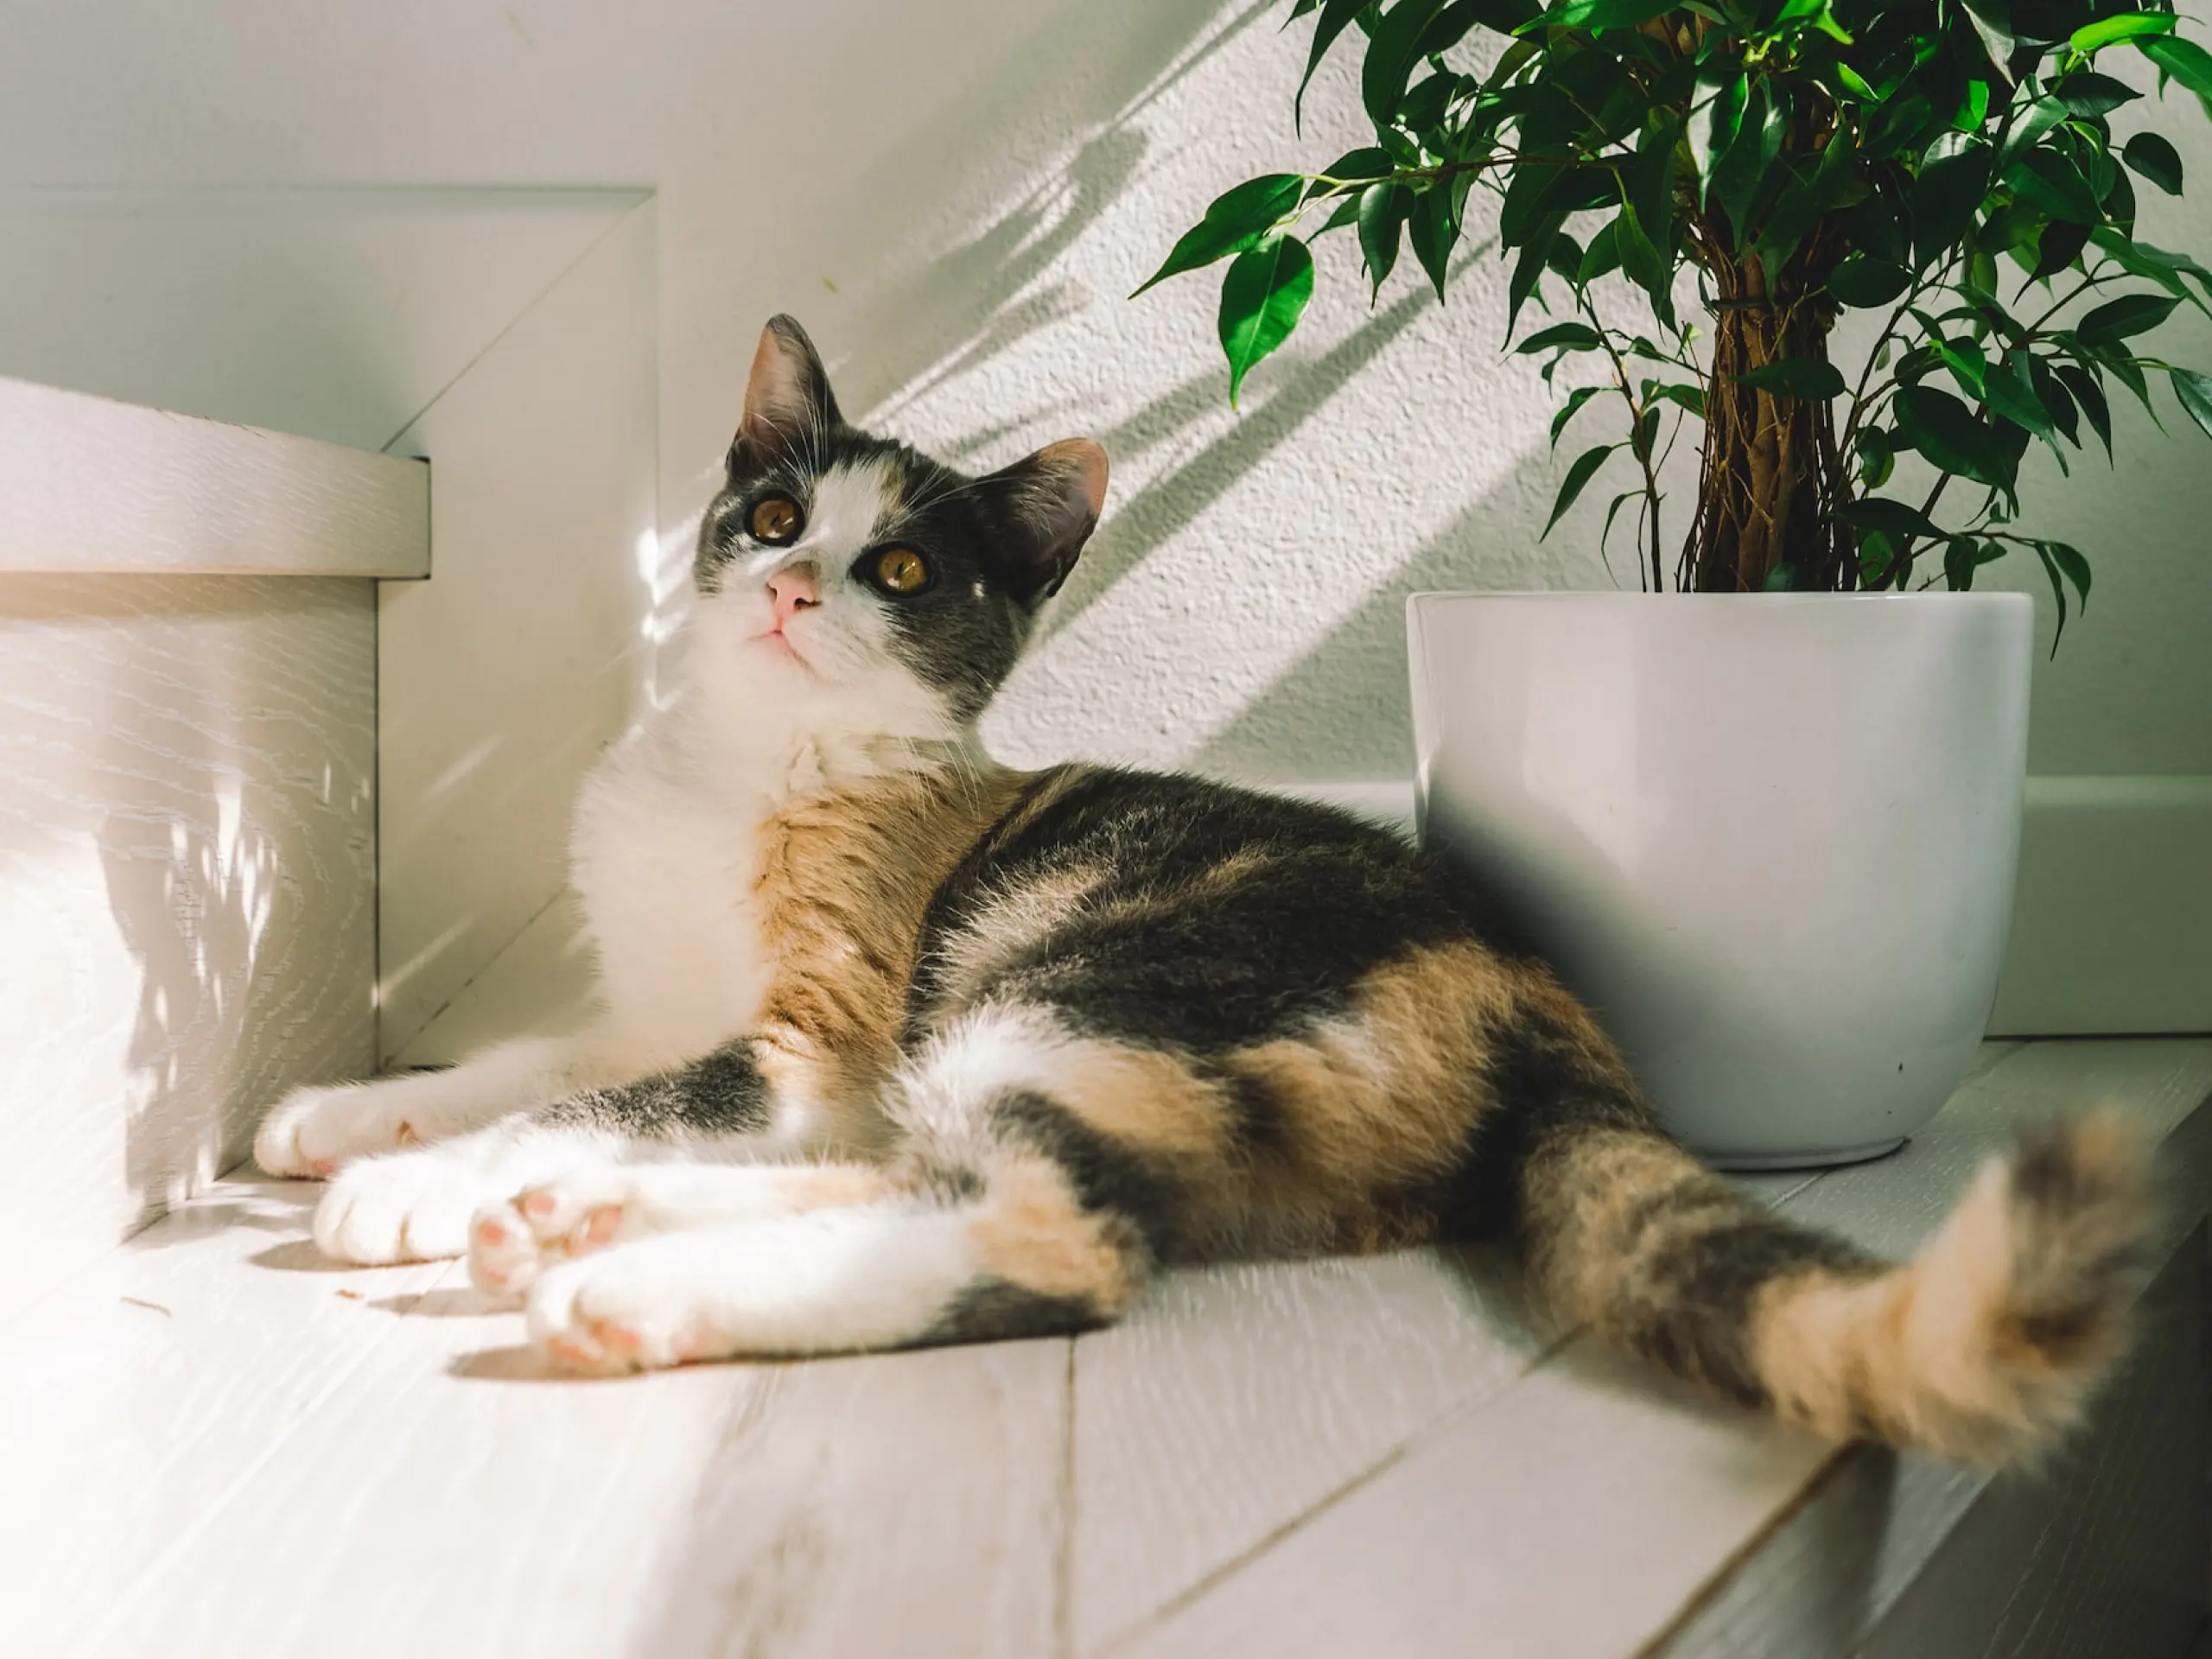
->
[1987, 775, 2212, 1036]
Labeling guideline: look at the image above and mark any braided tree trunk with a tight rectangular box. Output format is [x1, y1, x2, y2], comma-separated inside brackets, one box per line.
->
[1682, 254, 1854, 593]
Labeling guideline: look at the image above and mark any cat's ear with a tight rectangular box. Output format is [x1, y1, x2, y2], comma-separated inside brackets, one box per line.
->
[731, 315, 842, 472]
[982, 439, 1109, 604]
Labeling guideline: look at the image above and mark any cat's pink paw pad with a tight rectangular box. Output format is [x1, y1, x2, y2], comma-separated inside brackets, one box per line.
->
[512, 1172, 633, 1255]
[467, 1198, 542, 1296]
[525, 1250, 719, 1374]
[544, 1331, 604, 1367]
[594, 1320, 645, 1357]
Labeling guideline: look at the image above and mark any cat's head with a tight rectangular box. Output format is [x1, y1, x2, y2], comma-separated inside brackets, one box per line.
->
[693, 315, 1108, 725]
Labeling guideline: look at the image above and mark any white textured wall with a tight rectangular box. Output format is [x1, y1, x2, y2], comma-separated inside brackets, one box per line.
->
[4, 0, 2204, 791]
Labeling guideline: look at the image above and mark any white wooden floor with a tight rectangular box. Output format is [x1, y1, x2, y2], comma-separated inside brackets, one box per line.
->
[8, 1039, 2210, 1659]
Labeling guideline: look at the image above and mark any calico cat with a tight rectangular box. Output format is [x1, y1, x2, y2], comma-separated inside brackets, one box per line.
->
[258, 315, 2152, 1465]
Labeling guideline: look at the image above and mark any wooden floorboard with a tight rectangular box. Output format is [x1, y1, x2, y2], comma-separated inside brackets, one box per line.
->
[71, 1217, 1070, 1658]
[11, 1040, 2207, 1657]
[0, 1181, 448, 1657]
[1067, 1246, 1554, 1655]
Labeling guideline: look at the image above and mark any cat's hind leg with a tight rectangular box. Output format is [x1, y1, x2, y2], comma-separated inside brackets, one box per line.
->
[467, 1161, 898, 1295]
[514, 1008, 1178, 1370]
[518, 1151, 1148, 1370]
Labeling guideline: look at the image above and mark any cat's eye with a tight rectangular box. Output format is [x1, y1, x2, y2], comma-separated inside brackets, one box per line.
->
[748, 494, 802, 543]
[868, 546, 931, 595]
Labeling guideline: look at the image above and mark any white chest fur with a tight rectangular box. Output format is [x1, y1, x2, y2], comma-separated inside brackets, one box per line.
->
[563, 611, 968, 1068]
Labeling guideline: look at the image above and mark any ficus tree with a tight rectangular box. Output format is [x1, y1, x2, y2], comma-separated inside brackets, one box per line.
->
[1137, 0, 2212, 631]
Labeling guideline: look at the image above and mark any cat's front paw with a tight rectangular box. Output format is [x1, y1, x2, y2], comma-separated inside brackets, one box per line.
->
[467, 1167, 635, 1297]
[525, 1239, 729, 1373]
[313, 1148, 497, 1265]
[257, 1081, 418, 1178]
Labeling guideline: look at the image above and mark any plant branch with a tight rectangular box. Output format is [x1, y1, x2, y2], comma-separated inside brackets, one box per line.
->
[1580, 289, 1665, 591]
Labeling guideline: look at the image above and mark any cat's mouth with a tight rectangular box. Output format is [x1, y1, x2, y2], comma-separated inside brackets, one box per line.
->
[750, 626, 812, 668]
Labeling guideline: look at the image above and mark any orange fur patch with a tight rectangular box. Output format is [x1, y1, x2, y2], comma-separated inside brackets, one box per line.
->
[968, 1149, 1143, 1313]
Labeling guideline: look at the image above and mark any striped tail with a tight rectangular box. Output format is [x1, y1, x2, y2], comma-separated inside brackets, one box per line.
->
[1501, 1020, 2157, 1465]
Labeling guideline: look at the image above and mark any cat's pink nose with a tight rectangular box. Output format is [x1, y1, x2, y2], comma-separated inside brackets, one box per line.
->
[767, 565, 820, 628]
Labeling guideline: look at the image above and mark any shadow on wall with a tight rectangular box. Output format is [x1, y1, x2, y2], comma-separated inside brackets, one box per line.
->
[830, 0, 1278, 422]
[1041, 247, 1494, 650]
[1195, 480, 1573, 783]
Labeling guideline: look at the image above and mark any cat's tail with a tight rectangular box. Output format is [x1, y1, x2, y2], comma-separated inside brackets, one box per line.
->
[1500, 995, 2158, 1465]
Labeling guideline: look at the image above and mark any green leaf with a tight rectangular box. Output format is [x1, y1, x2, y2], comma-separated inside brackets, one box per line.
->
[2095, 348, 2159, 417]
[1998, 96, 2066, 171]
[1842, 497, 1946, 541]
[1507, 214, 1566, 336]
[2044, 539, 2091, 610]
[2124, 132, 2184, 197]
[1690, 63, 1747, 211]
[2031, 356, 2078, 445]
[1550, 383, 1606, 447]
[2034, 539, 2090, 654]
[1894, 384, 2015, 488]
[1753, 122, 1857, 270]
[1733, 357, 1848, 399]
[1357, 181, 1412, 294]
[1363, 0, 1450, 127]
[1579, 219, 1623, 283]
[1981, 352, 2052, 439]
[1298, 0, 1375, 130]
[2142, 35, 2212, 102]
[1218, 232, 1315, 407]
[1541, 443, 1619, 540]
[1536, 0, 1673, 27]
[2073, 13, 2175, 54]
[1544, 232, 1586, 284]
[1711, 79, 1783, 242]
[1650, 381, 1707, 417]
[1913, 139, 1993, 266]
[1933, 334, 1988, 397]
[2171, 367, 2212, 438]
[1409, 181, 1463, 302]
[2077, 292, 2182, 344]
[2008, 149, 2103, 225]
[1827, 253, 1912, 308]
[1858, 425, 1896, 489]
[2029, 218, 2094, 282]
[2055, 363, 2112, 456]
[1961, 0, 2017, 81]
[1615, 196, 1672, 325]
[2054, 72, 2139, 118]
[1318, 194, 1363, 234]
[1516, 322, 1604, 354]
[1311, 148, 1394, 193]
[1857, 529, 1899, 586]
[1942, 536, 2000, 591]
[1955, 78, 1992, 131]
[1599, 489, 1641, 559]
[2087, 227, 2208, 308]
[1134, 175, 1303, 296]
[1630, 111, 1684, 260]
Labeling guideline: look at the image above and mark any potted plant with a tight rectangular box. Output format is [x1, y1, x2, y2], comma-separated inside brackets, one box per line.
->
[1138, 0, 2212, 1164]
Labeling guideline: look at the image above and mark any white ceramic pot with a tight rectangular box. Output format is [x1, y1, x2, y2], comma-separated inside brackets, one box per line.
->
[1407, 592, 2033, 1168]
